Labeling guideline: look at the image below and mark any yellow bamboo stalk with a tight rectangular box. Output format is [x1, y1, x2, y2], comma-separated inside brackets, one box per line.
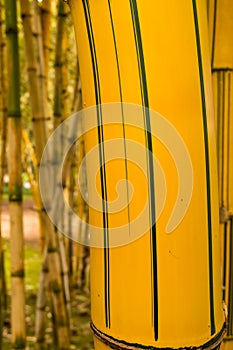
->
[70, 1, 225, 349]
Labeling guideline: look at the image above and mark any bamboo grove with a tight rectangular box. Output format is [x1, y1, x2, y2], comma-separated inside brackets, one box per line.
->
[0, 0, 88, 348]
[0, 0, 233, 350]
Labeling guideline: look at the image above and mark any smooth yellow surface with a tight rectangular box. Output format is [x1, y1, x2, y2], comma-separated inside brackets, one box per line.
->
[94, 337, 109, 350]
[221, 339, 233, 350]
[70, 0, 225, 348]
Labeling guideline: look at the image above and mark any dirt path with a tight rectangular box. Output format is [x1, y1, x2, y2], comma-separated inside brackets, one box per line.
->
[1, 199, 40, 244]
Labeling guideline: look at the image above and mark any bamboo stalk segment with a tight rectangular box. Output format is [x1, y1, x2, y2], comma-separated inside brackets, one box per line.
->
[54, 0, 69, 129]
[70, 1, 225, 348]
[40, 0, 51, 96]
[5, 0, 26, 345]
[0, 1, 7, 340]
[20, 0, 48, 160]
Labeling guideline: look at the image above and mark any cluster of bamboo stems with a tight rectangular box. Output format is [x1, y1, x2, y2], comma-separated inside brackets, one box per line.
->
[208, 1, 233, 348]
[0, 0, 89, 349]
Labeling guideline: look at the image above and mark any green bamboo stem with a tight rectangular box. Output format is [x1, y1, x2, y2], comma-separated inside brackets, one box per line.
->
[57, 232, 71, 315]
[5, 0, 26, 347]
[32, 0, 50, 140]
[35, 248, 49, 345]
[54, 0, 67, 129]
[71, 59, 82, 113]
[0, 0, 7, 199]
[40, 0, 51, 98]
[53, 0, 68, 195]
[0, 0, 7, 345]
[20, 0, 48, 161]
[61, 26, 69, 120]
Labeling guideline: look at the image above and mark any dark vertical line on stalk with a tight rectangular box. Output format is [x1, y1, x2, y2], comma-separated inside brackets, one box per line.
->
[221, 72, 225, 207]
[129, 0, 158, 340]
[107, 1, 131, 233]
[217, 72, 221, 187]
[82, 0, 110, 328]
[222, 222, 228, 302]
[227, 72, 231, 210]
[227, 217, 233, 336]
[192, 0, 216, 335]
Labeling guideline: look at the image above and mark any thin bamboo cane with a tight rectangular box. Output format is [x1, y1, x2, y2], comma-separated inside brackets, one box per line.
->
[62, 68, 83, 287]
[35, 248, 49, 345]
[71, 59, 82, 114]
[40, 0, 51, 97]
[20, 1, 70, 347]
[62, 146, 74, 284]
[53, 0, 72, 319]
[59, 22, 79, 283]
[75, 137, 89, 290]
[20, 0, 48, 254]
[43, 215, 70, 348]
[0, 0, 7, 199]
[20, 0, 48, 161]
[22, 129, 45, 250]
[0, 0, 7, 345]
[57, 231, 71, 314]
[21, 143, 51, 340]
[5, 0, 26, 346]
[61, 24, 69, 120]
[54, 0, 69, 129]
[32, 0, 50, 136]
[62, 144, 76, 285]
[53, 0, 68, 192]
[208, 1, 233, 349]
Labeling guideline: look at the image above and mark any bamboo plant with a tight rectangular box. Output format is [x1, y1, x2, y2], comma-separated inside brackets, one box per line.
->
[20, 0, 70, 347]
[40, 0, 51, 98]
[70, 1, 225, 349]
[5, 0, 26, 347]
[0, 0, 7, 345]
